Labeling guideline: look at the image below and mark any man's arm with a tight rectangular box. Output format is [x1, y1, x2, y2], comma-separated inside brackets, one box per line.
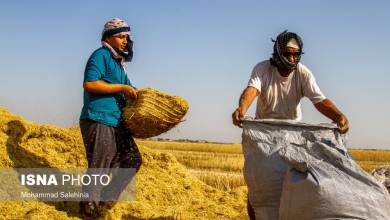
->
[314, 99, 349, 133]
[83, 80, 137, 100]
[232, 86, 259, 126]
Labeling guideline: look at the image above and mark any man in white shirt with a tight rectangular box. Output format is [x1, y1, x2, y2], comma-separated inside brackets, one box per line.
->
[232, 31, 349, 133]
[232, 31, 349, 220]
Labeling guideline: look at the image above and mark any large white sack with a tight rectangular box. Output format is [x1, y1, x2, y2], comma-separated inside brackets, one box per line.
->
[242, 119, 390, 220]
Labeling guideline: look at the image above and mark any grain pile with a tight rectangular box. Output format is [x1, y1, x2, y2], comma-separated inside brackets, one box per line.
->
[122, 88, 189, 138]
[0, 107, 247, 219]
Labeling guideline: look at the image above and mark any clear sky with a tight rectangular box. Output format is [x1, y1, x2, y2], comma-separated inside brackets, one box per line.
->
[0, 1, 389, 149]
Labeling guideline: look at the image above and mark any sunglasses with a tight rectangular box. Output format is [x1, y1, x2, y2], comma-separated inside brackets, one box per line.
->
[282, 52, 301, 57]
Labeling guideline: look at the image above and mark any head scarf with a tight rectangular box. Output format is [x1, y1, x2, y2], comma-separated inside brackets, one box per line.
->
[101, 18, 133, 62]
[270, 30, 303, 70]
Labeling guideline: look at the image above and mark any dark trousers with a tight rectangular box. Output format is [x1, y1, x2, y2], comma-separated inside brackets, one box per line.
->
[79, 119, 142, 202]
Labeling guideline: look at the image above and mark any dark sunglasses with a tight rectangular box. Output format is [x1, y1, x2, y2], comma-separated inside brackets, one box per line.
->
[282, 52, 301, 57]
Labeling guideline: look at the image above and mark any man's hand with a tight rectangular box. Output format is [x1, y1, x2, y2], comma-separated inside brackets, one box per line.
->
[122, 85, 137, 100]
[232, 87, 259, 127]
[232, 107, 245, 127]
[336, 115, 349, 134]
[314, 99, 349, 134]
[83, 80, 137, 100]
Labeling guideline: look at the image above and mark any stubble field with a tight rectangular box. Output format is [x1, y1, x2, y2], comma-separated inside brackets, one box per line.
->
[138, 140, 390, 191]
[1, 106, 389, 219]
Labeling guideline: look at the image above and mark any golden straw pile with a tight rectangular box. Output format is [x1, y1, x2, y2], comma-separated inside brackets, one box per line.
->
[122, 87, 189, 138]
[0, 107, 248, 219]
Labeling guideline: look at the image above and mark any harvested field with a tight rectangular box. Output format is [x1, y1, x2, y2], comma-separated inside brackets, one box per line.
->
[350, 150, 390, 172]
[1, 106, 388, 219]
[138, 139, 390, 191]
[189, 169, 245, 191]
[139, 140, 242, 154]
[0, 107, 248, 219]
[156, 149, 244, 173]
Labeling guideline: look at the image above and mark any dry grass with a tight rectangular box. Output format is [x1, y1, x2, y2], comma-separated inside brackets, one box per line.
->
[190, 169, 245, 191]
[138, 140, 242, 154]
[139, 140, 390, 190]
[138, 140, 246, 191]
[157, 149, 244, 172]
[355, 161, 390, 172]
[350, 149, 390, 162]
[0, 107, 249, 219]
[349, 149, 390, 172]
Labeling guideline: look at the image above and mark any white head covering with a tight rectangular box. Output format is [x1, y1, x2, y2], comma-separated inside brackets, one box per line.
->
[101, 18, 134, 63]
[286, 38, 300, 49]
[101, 18, 132, 40]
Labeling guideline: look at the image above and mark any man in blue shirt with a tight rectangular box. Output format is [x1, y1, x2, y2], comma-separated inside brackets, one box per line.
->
[79, 18, 142, 218]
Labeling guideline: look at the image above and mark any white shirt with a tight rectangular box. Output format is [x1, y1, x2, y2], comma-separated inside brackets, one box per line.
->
[247, 60, 326, 120]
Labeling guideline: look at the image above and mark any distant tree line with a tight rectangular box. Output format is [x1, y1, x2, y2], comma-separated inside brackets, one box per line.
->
[146, 137, 233, 144]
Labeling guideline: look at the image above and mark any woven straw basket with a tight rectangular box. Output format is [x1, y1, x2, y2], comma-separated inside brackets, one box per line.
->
[122, 87, 189, 138]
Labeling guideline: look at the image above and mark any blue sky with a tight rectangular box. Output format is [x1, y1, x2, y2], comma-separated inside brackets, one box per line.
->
[0, 1, 389, 149]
